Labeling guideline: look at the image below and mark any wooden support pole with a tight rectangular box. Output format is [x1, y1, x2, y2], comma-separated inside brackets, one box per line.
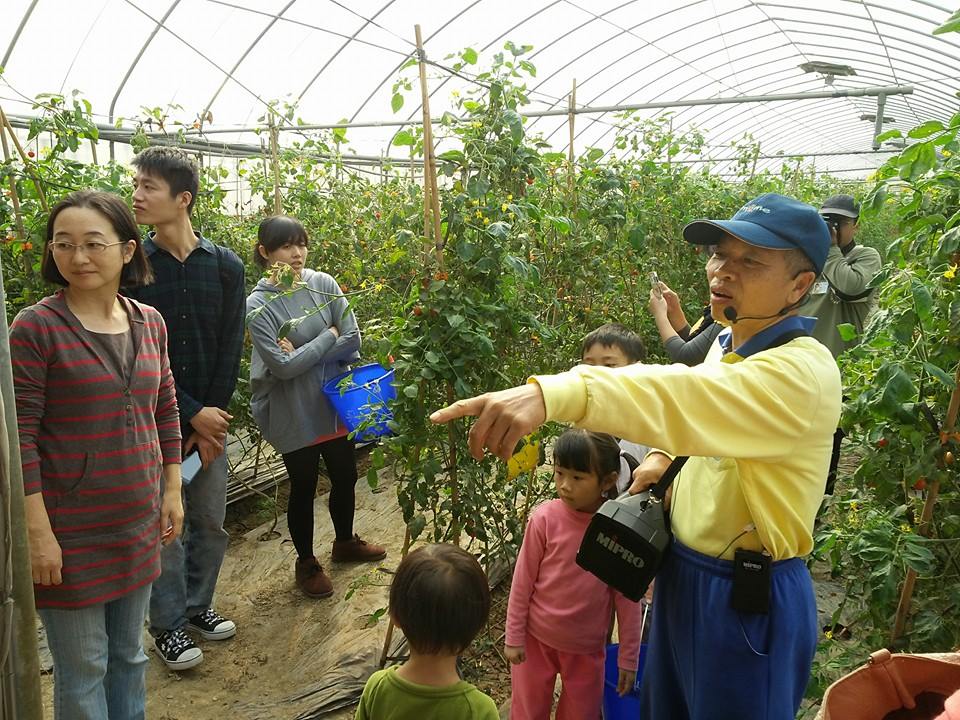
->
[414, 25, 444, 268]
[0, 123, 27, 242]
[891, 361, 960, 644]
[0, 106, 48, 212]
[567, 79, 576, 203]
[269, 115, 282, 215]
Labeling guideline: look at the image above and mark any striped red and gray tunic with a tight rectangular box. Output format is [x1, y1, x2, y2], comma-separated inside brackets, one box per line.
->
[10, 291, 181, 609]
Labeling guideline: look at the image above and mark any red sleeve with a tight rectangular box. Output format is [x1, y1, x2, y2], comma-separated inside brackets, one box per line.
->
[9, 308, 49, 495]
[505, 506, 547, 648]
[150, 311, 182, 464]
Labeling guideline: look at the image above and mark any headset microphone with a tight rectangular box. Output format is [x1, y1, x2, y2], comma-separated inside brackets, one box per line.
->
[722, 297, 807, 324]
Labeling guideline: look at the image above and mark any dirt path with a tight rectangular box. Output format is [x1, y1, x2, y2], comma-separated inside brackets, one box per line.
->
[42, 470, 404, 720]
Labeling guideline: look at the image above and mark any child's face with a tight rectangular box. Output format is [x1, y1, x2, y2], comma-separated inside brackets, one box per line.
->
[581, 343, 631, 368]
[554, 465, 613, 512]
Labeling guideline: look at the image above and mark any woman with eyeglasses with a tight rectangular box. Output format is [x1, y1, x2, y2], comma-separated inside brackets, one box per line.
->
[10, 190, 184, 720]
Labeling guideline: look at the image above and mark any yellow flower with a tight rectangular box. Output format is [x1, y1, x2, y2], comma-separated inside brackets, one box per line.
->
[850, 501, 858, 510]
[507, 194, 513, 201]
[900, 523, 912, 533]
[945, 264, 957, 279]
[474, 209, 483, 218]
[944, 149, 953, 158]
[824, 630, 834, 640]
[483, 217, 490, 225]
[471, 121, 482, 129]
[501, 203, 508, 212]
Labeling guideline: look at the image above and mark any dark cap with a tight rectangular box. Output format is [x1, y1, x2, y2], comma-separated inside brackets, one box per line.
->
[820, 194, 860, 219]
[682, 193, 831, 274]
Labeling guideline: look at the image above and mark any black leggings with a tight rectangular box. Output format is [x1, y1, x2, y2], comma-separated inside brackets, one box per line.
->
[281, 435, 358, 560]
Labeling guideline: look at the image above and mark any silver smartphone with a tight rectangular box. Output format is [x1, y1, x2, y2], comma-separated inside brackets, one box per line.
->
[649, 271, 662, 298]
[181, 451, 202, 486]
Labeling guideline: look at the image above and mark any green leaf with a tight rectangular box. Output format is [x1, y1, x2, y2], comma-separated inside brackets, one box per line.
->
[879, 365, 917, 415]
[408, 513, 427, 540]
[901, 535, 938, 574]
[447, 314, 465, 328]
[503, 109, 523, 143]
[837, 323, 858, 341]
[922, 362, 955, 388]
[933, 9, 960, 35]
[913, 142, 938, 176]
[548, 215, 571, 233]
[911, 278, 933, 321]
[392, 129, 414, 147]
[486, 221, 511, 240]
[627, 225, 645, 251]
[366, 466, 379, 490]
[391, 93, 404, 113]
[403, 383, 419, 399]
[907, 120, 945, 139]
[462, 47, 478, 65]
[874, 128, 903, 143]
[424, 350, 440, 364]
[332, 119, 348, 144]
[466, 174, 490, 198]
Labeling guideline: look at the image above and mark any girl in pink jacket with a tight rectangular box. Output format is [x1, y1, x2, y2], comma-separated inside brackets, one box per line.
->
[505, 429, 642, 719]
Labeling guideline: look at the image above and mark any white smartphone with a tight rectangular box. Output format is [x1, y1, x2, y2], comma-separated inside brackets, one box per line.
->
[181, 451, 202, 486]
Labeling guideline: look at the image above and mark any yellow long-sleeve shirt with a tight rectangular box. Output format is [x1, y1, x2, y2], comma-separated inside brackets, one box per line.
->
[533, 336, 840, 560]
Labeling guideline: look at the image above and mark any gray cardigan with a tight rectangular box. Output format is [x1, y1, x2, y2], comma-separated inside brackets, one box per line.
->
[246, 269, 361, 454]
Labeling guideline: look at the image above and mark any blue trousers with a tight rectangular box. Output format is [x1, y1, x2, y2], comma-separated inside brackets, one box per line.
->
[150, 451, 229, 632]
[639, 540, 817, 720]
[40, 583, 151, 720]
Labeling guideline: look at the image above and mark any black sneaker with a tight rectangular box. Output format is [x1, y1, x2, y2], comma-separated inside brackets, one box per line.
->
[153, 628, 203, 670]
[186, 608, 237, 641]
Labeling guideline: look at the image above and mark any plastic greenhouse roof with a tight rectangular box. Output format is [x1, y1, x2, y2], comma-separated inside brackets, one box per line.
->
[2, 0, 958, 178]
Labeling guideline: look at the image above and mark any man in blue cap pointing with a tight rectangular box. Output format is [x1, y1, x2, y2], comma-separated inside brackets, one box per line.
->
[432, 194, 841, 720]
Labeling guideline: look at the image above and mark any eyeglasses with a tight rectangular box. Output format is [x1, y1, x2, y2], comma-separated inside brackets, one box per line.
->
[49, 241, 127, 256]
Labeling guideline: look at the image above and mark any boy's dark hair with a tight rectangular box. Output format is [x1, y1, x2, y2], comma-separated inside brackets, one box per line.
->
[389, 544, 490, 655]
[254, 215, 309, 268]
[553, 429, 621, 485]
[42, 190, 153, 288]
[581, 322, 646, 362]
[131, 146, 200, 214]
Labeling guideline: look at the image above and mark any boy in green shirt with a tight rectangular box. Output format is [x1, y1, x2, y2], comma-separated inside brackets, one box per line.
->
[355, 544, 499, 720]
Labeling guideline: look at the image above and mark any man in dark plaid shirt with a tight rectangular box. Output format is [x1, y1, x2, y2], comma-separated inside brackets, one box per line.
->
[128, 147, 245, 671]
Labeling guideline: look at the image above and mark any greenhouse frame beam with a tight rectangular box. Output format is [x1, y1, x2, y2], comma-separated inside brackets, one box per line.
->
[108, 0, 183, 161]
[1, 0, 39, 69]
[134, 84, 914, 136]
[199, 0, 297, 126]
[2, 114, 422, 167]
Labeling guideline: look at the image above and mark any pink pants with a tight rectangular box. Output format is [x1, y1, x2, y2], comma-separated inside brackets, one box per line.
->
[510, 634, 605, 720]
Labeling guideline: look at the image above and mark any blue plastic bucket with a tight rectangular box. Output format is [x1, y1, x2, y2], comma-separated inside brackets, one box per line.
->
[322, 363, 396, 441]
[602, 643, 647, 720]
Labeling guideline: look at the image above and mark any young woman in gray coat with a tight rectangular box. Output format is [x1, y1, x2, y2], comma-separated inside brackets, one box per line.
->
[246, 216, 385, 598]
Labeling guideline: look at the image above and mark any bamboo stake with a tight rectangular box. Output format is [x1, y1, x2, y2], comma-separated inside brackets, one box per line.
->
[0, 107, 48, 212]
[567, 79, 576, 205]
[268, 115, 281, 215]
[891, 361, 960, 644]
[0, 124, 27, 242]
[378, 526, 411, 668]
[414, 25, 444, 267]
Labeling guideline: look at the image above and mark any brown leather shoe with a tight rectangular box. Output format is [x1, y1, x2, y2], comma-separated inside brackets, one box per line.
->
[295, 557, 333, 598]
[331, 534, 387, 563]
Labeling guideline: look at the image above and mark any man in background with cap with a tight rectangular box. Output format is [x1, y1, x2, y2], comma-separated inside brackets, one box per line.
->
[431, 193, 841, 720]
[809, 194, 882, 495]
[808, 194, 882, 357]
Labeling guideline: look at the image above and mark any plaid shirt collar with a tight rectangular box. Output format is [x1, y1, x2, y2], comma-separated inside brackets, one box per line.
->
[142, 230, 216, 257]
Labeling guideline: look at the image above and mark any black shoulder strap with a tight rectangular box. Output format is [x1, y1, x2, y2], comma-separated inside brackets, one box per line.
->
[648, 325, 809, 501]
[622, 451, 641, 475]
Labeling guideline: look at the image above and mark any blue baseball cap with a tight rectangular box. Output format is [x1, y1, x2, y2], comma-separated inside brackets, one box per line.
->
[682, 193, 830, 274]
